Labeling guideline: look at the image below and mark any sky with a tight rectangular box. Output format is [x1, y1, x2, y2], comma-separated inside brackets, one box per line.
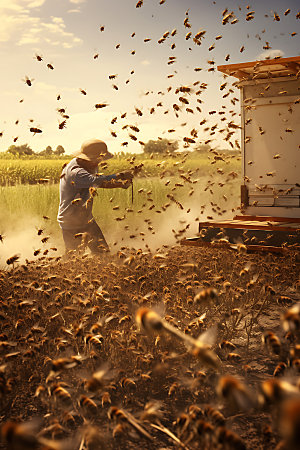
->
[0, 0, 299, 155]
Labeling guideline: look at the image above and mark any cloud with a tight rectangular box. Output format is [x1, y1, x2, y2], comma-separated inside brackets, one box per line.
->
[257, 49, 284, 60]
[0, 1, 82, 48]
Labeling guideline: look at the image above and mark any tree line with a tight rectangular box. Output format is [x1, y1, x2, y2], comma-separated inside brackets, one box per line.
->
[2, 140, 214, 157]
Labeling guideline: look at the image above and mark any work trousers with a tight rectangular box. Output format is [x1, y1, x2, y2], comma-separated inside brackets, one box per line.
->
[61, 220, 109, 255]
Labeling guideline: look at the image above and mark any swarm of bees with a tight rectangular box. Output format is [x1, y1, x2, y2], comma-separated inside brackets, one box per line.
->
[0, 236, 299, 449]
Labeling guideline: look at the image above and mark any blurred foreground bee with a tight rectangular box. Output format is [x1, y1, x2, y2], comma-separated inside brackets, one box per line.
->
[108, 407, 153, 441]
[194, 287, 218, 304]
[217, 376, 255, 411]
[279, 398, 300, 449]
[282, 304, 300, 332]
[263, 331, 281, 355]
[259, 379, 300, 406]
[84, 368, 109, 392]
[136, 308, 221, 369]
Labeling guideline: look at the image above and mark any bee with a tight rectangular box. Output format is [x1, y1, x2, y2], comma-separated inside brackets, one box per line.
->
[29, 127, 42, 135]
[220, 340, 236, 352]
[108, 407, 153, 440]
[47, 63, 54, 70]
[263, 331, 281, 355]
[79, 88, 87, 95]
[85, 368, 108, 392]
[279, 398, 300, 448]
[50, 357, 78, 372]
[6, 254, 20, 265]
[227, 352, 242, 362]
[50, 383, 72, 406]
[59, 120, 67, 129]
[33, 249, 41, 256]
[195, 419, 214, 436]
[136, 0, 143, 7]
[204, 405, 225, 425]
[85, 334, 103, 350]
[95, 103, 108, 109]
[259, 379, 300, 406]
[282, 304, 300, 331]
[23, 76, 33, 86]
[101, 391, 111, 407]
[120, 377, 136, 389]
[273, 362, 287, 377]
[194, 287, 218, 303]
[93, 52, 99, 59]
[35, 54, 43, 61]
[41, 236, 49, 243]
[1, 420, 43, 449]
[135, 107, 143, 116]
[216, 426, 246, 450]
[99, 25, 105, 31]
[217, 376, 254, 411]
[79, 395, 98, 415]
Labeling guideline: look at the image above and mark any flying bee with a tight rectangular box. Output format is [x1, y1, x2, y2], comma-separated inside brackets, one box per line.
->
[29, 127, 42, 135]
[84, 368, 109, 392]
[23, 76, 34, 86]
[35, 54, 43, 61]
[6, 254, 20, 265]
[135, 107, 143, 116]
[263, 331, 281, 355]
[58, 120, 67, 129]
[47, 63, 54, 70]
[41, 236, 49, 243]
[95, 103, 108, 109]
[136, 0, 143, 7]
[79, 88, 87, 95]
[217, 376, 255, 411]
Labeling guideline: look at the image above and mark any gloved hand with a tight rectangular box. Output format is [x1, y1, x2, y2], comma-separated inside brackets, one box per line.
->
[117, 170, 134, 181]
[121, 179, 132, 189]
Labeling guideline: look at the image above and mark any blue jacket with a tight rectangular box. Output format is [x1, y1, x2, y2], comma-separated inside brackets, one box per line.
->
[57, 158, 120, 229]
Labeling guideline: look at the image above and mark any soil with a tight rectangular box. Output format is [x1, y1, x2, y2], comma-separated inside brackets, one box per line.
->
[0, 244, 299, 449]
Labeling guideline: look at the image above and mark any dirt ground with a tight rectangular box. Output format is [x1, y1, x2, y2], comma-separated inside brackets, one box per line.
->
[0, 244, 299, 449]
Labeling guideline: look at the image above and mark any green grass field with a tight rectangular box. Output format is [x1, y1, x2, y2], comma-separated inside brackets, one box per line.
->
[0, 155, 241, 264]
[0, 153, 241, 185]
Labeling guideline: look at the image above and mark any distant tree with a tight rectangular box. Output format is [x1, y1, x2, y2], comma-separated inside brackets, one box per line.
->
[40, 145, 53, 156]
[54, 145, 65, 156]
[143, 139, 178, 154]
[7, 144, 34, 156]
[194, 143, 211, 153]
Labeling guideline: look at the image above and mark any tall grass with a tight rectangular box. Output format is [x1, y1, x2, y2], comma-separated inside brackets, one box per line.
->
[0, 176, 240, 255]
[0, 154, 241, 185]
